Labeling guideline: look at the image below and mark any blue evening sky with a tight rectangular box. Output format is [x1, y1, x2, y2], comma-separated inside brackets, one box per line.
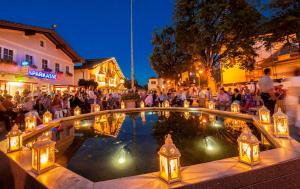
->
[0, 0, 174, 85]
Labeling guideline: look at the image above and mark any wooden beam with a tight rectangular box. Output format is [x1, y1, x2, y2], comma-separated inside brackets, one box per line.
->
[24, 30, 36, 36]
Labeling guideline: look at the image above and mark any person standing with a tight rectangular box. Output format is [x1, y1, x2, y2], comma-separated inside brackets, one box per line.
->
[258, 68, 276, 115]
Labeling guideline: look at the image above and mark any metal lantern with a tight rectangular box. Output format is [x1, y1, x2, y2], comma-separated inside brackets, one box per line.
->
[208, 101, 215, 110]
[91, 103, 101, 112]
[259, 106, 270, 124]
[237, 127, 260, 166]
[140, 101, 145, 108]
[163, 100, 170, 108]
[273, 108, 289, 138]
[121, 101, 125, 109]
[183, 100, 189, 108]
[158, 134, 181, 183]
[32, 135, 56, 174]
[74, 106, 81, 116]
[7, 124, 22, 153]
[43, 111, 52, 125]
[231, 102, 240, 113]
[25, 113, 37, 132]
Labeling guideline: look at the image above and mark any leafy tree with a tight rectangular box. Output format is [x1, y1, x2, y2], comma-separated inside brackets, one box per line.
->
[263, 0, 300, 50]
[174, 0, 262, 72]
[124, 79, 139, 89]
[150, 27, 192, 80]
[78, 79, 98, 88]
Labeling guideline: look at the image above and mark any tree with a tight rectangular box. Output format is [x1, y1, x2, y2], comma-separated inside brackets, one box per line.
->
[174, 0, 262, 72]
[150, 27, 192, 80]
[78, 79, 98, 88]
[124, 79, 139, 89]
[263, 0, 300, 50]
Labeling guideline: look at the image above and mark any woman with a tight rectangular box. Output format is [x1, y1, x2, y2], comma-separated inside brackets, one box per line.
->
[51, 95, 63, 119]
[232, 88, 242, 103]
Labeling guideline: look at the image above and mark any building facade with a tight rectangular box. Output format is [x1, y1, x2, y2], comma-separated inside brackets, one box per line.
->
[0, 20, 82, 94]
[147, 77, 166, 92]
[74, 58, 126, 93]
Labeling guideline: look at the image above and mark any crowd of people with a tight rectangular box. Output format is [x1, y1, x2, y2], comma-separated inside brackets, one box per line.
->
[1, 67, 297, 135]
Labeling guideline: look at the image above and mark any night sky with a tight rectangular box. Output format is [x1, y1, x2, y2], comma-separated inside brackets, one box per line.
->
[0, 0, 174, 85]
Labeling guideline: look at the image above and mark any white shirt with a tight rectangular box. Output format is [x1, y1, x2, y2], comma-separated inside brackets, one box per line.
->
[258, 75, 274, 93]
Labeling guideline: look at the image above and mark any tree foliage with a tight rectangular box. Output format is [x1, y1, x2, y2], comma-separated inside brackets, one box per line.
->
[78, 79, 98, 88]
[263, 0, 300, 50]
[150, 27, 192, 80]
[174, 0, 262, 72]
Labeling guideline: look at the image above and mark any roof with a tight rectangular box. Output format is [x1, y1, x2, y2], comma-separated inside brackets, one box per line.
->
[0, 20, 83, 63]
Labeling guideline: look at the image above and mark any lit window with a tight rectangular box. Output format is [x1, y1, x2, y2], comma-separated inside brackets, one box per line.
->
[42, 59, 48, 69]
[25, 55, 33, 65]
[3, 48, 13, 61]
[55, 63, 60, 72]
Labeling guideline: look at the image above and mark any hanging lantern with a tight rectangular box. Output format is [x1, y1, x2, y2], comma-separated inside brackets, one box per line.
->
[121, 101, 125, 109]
[140, 101, 145, 108]
[158, 134, 181, 183]
[74, 106, 81, 116]
[259, 106, 270, 124]
[237, 127, 260, 166]
[7, 124, 22, 153]
[273, 108, 289, 138]
[91, 103, 101, 112]
[25, 113, 37, 132]
[207, 101, 215, 110]
[231, 102, 240, 113]
[42, 111, 52, 125]
[163, 100, 170, 108]
[141, 112, 146, 124]
[183, 100, 189, 108]
[32, 135, 56, 174]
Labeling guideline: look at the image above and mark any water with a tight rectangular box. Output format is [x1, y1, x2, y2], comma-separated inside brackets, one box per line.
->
[53, 111, 273, 182]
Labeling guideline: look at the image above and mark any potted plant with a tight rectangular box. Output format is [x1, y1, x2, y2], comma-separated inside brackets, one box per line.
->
[121, 91, 140, 108]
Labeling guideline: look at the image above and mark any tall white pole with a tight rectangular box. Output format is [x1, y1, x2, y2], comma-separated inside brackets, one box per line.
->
[130, 0, 135, 89]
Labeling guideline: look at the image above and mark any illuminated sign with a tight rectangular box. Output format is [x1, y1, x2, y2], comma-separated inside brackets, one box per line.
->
[21, 61, 29, 67]
[28, 70, 56, 80]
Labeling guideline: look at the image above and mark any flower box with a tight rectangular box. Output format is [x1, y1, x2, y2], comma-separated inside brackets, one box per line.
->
[0, 59, 17, 66]
[66, 72, 73, 77]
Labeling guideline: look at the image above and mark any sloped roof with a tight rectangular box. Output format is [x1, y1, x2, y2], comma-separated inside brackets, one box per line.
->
[0, 20, 83, 63]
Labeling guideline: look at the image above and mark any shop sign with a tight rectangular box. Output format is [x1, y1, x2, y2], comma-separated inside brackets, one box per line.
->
[21, 61, 30, 67]
[28, 70, 56, 80]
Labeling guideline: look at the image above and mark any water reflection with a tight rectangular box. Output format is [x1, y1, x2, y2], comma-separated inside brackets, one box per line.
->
[94, 113, 125, 138]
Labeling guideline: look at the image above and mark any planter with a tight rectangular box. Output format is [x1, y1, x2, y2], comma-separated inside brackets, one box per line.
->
[124, 100, 136, 108]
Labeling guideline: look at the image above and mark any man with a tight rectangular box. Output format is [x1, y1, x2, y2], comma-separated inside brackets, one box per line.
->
[258, 68, 276, 115]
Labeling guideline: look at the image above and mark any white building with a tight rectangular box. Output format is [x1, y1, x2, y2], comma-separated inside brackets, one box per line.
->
[0, 20, 82, 94]
[148, 77, 165, 91]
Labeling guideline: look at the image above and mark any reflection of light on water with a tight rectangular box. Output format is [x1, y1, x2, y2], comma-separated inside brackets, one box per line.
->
[212, 120, 222, 128]
[112, 146, 132, 169]
[202, 136, 219, 154]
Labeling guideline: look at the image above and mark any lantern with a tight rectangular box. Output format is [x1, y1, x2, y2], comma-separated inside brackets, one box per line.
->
[74, 106, 81, 116]
[25, 113, 37, 132]
[183, 100, 189, 108]
[91, 103, 101, 112]
[273, 108, 289, 138]
[7, 124, 22, 153]
[95, 115, 101, 123]
[158, 134, 181, 183]
[231, 102, 240, 113]
[163, 100, 170, 108]
[121, 101, 125, 109]
[140, 101, 145, 108]
[141, 112, 146, 124]
[237, 127, 260, 166]
[259, 106, 270, 124]
[207, 101, 215, 110]
[42, 111, 52, 125]
[32, 135, 56, 174]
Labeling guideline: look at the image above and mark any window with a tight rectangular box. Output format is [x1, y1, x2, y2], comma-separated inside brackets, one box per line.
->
[66, 66, 70, 73]
[0, 47, 2, 59]
[151, 81, 157, 85]
[3, 48, 13, 61]
[55, 63, 60, 72]
[42, 59, 48, 69]
[25, 55, 33, 65]
[40, 41, 45, 47]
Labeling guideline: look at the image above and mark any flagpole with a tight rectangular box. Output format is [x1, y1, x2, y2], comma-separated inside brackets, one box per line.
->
[130, 0, 135, 89]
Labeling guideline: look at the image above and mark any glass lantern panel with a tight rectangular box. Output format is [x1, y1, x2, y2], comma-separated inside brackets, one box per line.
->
[253, 144, 259, 162]
[39, 146, 55, 170]
[32, 149, 38, 171]
[239, 142, 251, 163]
[276, 118, 288, 134]
[170, 158, 179, 179]
[9, 136, 20, 151]
[159, 155, 168, 181]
